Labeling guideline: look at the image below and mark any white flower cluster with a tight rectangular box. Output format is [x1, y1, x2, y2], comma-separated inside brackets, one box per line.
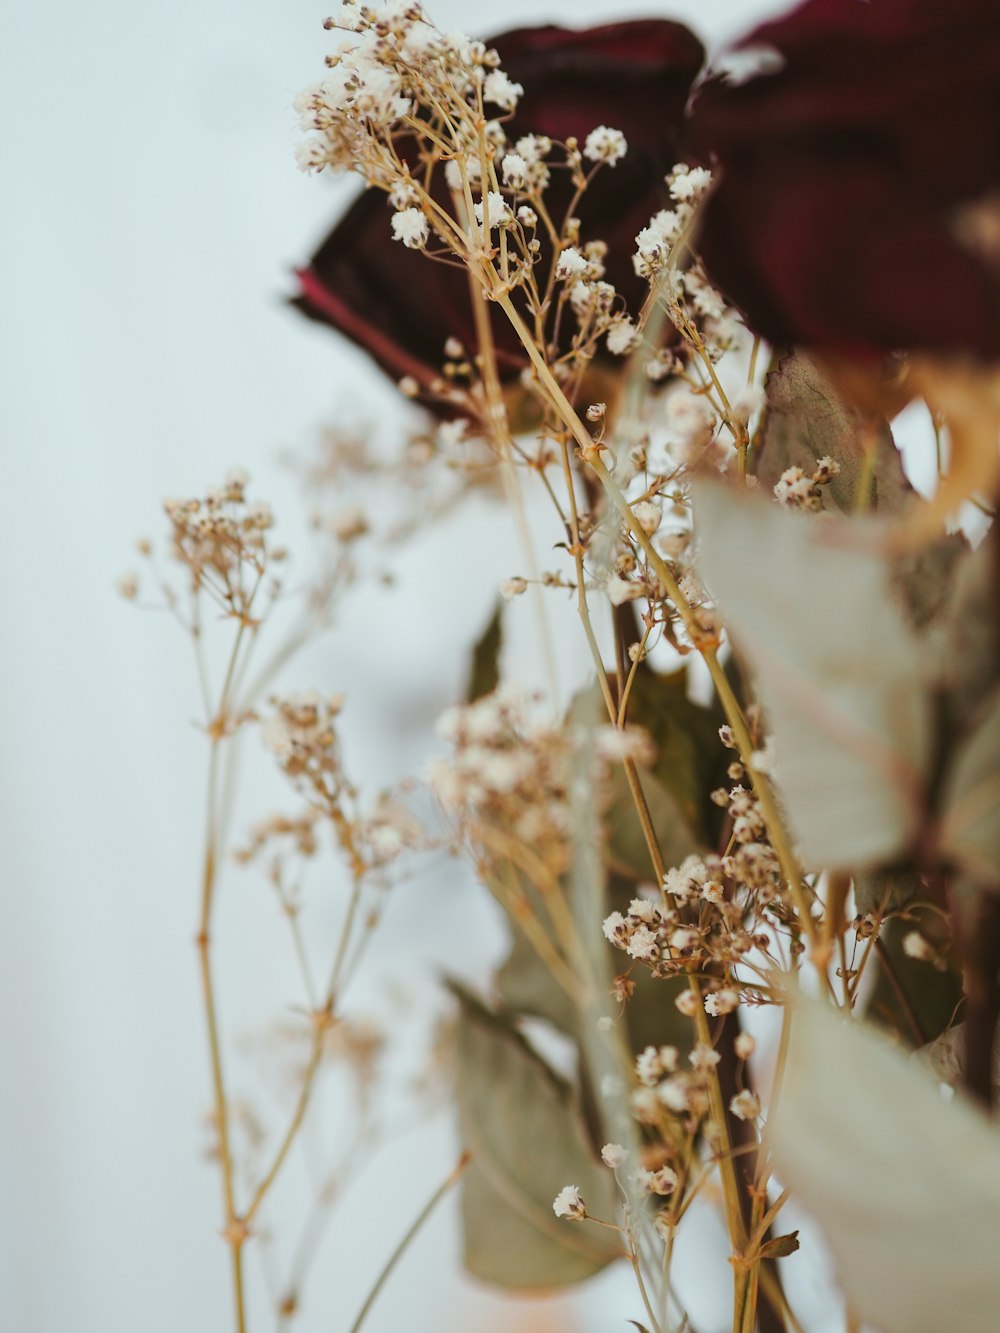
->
[552, 1184, 586, 1219]
[629, 1039, 727, 1125]
[773, 456, 841, 510]
[583, 125, 627, 167]
[428, 690, 654, 883]
[295, 3, 521, 179]
[162, 472, 281, 608]
[262, 691, 347, 782]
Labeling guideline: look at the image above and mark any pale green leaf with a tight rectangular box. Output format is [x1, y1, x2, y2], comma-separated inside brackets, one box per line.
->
[451, 985, 621, 1288]
[772, 996, 1000, 1333]
[465, 600, 502, 703]
[693, 482, 931, 870]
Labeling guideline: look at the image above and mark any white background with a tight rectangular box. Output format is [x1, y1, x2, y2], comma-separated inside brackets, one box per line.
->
[0, 2, 848, 1331]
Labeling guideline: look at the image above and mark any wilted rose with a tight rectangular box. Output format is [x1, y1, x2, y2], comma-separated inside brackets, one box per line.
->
[688, 0, 1000, 363]
[292, 19, 704, 405]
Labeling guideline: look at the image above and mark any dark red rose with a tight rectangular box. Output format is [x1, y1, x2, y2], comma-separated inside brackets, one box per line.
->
[292, 19, 705, 404]
[688, 0, 1000, 362]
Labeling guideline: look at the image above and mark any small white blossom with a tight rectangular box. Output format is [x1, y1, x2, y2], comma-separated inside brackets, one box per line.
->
[117, 571, 139, 600]
[391, 207, 429, 249]
[499, 576, 528, 600]
[733, 383, 766, 421]
[601, 1142, 627, 1169]
[631, 500, 661, 534]
[583, 125, 627, 166]
[593, 728, 655, 764]
[637, 1166, 679, 1195]
[734, 1032, 757, 1060]
[607, 574, 641, 606]
[636, 1045, 663, 1086]
[501, 152, 528, 188]
[483, 69, 523, 111]
[516, 204, 538, 227]
[628, 896, 657, 924]
[555, 246, 589, 280]
[729, 1090, 761, 1121]
[626, 925, 661, 963]
[473, 192, 513, 230]
[659, 1045, 679, 1073]
[515, 134, 551, 163]
[552, 1185, 586, 1219]
[606, 317, 639, 356]
[602, 911, 629, 947]
[704, 989, 740, 1017]
[295, 137, 331, 173]
[668, 164, 712, 202]
[630, 1086, 661, 1123]
[329, 505, 368, 541]
[689, 1044, 721, 1073]
[675, 989, 699, 1017]
[657, 1076, 690, 1112]
[444, 153, 481, 192]
[389, 178, 421, 210]
[903, 931, 934, 962]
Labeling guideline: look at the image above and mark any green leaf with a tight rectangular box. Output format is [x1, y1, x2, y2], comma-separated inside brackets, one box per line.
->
[571, 667, 724, 849]
[940, 685, 1000, 891]
[493, 872, 694, 1063]
[494, 899, 578, 1037]
[604, 759, 701, 884]
[772, 996, 1000, 1333]
[758, 1231, 800, 1260]
[693, 481, 932, 871]
[623, 666, 725, 845]
[465, 600, 502, 703]
[449, 984, 621, 1288]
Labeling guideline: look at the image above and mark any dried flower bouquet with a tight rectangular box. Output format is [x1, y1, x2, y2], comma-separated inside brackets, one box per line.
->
[127, 1, 1000, 1330]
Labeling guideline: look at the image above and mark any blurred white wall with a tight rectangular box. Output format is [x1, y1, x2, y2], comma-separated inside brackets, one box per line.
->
[0, 2, 832, 1332]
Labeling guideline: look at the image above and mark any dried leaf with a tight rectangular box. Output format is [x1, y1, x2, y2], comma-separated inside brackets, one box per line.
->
[939, 685, 1000, 891]
[756, 350, 907, 516]
[450, 985, 621, 1288]
[918, 1022, 1000, 1101]
[758, 351, 967, 624]
[465, 600, 502, 703]
[852, 870, 918, 917]
[758, 1231, 800, 1260]
[892, 360, 1000, 551]
[772, 996, 1000, 1333]
[693, 482, 931, 869]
